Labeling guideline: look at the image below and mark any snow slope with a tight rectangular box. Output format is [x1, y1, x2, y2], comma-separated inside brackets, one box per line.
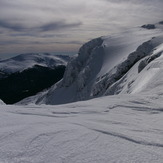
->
[105, 36, 163, 95]
[0, 53, 70, 75]
[0, 94, 163, 163]
[0, 99, 5, 105]
[32, 22, 163, 105]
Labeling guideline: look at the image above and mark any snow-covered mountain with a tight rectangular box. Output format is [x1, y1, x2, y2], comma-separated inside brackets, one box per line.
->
[1, 22, 163, 163]
[0, 53, 71, 104]
[0, 53, 70, 76]
[26, 22, 163, 105]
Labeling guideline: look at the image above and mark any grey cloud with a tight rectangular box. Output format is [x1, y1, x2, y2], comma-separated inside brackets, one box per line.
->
[39, 21, 82, 32]
[10, 33, 69, 38]
[9, 33, 38, 37]
[40, 34, 69, 38]
[0, 20, 26, 32]
[29, 40, 83, 45]
[0, 19, 82, 32]
[0, 39, 83, 46]
[40, 34, 63, 38]
[0, 40, 22, 45]
[52, 41, 83, 45]
[0, 0, 163, 58]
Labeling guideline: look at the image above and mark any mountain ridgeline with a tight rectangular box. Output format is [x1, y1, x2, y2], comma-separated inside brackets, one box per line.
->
[3, 21, 163, 105]
[31, 21, 163, 105]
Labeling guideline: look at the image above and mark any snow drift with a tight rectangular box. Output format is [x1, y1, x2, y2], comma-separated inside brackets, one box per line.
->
[0, 99, 5, 105]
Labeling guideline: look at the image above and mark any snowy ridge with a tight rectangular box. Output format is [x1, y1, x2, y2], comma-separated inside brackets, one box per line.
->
[36, 37, 104, 104]
[92, 38, 155, 96]
[106, 36, 163, 95]
[61, 37, 103, 88]
[0, 99, 5, 105]
[31, 22, 163, 105]
[0, 53, 70, 75]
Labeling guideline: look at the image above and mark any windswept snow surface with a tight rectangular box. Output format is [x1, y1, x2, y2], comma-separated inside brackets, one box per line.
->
[0, 94, 163, 163]
[30, 22, 163, 105]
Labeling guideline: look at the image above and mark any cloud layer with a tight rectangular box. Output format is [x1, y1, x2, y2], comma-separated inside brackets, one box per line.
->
[0, 19, 82, 32]
[0, 0, 163, 59]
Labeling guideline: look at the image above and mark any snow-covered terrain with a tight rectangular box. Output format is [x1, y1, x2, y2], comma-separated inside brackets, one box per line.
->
[28, 22, 163, 105]
[0, 53, 70, 75]
[0, 99, 5, 105]
[0, 94, 163, 163]
[1, 22, 163, 162]
[105, 36, 163, 95]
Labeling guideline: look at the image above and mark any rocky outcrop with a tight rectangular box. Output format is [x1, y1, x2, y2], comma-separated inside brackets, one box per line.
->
[141, 24, 156, 29]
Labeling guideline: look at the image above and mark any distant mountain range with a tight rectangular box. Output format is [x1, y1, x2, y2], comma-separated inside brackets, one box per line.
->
[0, 53, 71, 104]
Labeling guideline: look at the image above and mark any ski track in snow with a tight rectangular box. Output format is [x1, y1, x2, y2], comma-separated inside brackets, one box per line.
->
[0, 95, 163, 163]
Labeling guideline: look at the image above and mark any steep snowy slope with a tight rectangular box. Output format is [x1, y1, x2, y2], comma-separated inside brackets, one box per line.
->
[33, 22, 163, 105]
[106, 36, 163, 95]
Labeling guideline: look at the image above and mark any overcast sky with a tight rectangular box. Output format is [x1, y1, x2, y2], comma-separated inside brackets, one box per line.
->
[0, 0, 163, 59]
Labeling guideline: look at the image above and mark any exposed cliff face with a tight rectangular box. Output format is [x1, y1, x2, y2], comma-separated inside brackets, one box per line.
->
[61, 37, 103, 88]
[37, 37, 104, 105]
